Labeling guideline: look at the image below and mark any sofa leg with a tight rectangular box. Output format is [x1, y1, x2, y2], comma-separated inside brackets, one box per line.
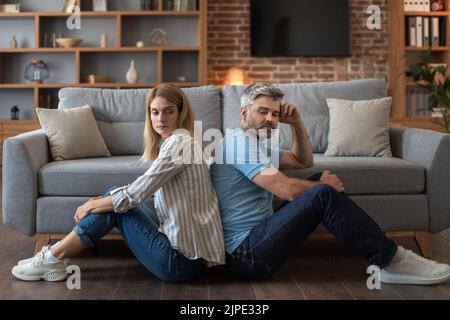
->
[34, 234, 51, 255]
[414, 231, 432, 258]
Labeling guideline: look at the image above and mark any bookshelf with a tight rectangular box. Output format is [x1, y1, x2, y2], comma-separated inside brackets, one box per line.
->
[0, 0, 206, 162]
[388, 0, 449, 131]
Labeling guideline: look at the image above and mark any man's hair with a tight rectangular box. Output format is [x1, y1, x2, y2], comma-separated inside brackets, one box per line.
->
[240, 82, 284, 108]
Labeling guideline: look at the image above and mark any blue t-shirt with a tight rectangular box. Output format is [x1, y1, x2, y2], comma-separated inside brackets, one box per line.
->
[210, 128, 283, 254]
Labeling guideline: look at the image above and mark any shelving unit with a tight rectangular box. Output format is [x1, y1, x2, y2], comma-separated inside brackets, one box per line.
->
[0, 0, 206, 163]
[388, 0, 449, 131]
[0, 1, 205, 137]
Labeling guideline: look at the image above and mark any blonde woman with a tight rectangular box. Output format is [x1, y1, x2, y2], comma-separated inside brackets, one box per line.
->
[12, 83, 225, 282]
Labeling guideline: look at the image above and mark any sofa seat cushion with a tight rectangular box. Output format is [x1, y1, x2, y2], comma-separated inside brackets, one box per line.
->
[39, 154, 425, 197]
[283, 154, 425, 195]
[39, 156, 151, 196]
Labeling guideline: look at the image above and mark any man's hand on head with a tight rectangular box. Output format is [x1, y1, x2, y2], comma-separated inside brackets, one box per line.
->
[279, 103, 301, 126]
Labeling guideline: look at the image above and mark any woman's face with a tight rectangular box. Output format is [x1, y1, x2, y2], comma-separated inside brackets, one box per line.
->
[150, 96, 180, 139]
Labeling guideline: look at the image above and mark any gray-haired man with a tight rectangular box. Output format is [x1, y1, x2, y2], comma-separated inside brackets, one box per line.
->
[210, 82, 450, 285]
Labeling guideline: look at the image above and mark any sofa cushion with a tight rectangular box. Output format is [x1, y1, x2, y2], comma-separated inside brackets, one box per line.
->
[39, 156, 150, 196]
[222, 78, 388, 153]
[39, 154, 425, 197]
[284, 154, 425, 195]
[36, 105, 111, 161]
[325, 97, 393, 157]
[58, 86, 222, 155]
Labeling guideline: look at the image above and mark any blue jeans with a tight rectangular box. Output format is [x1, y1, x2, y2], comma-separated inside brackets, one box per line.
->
[226, 173, 398, 280]
[73, 187, 205, 282]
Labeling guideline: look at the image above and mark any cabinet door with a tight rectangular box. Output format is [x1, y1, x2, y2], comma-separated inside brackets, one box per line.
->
[2, 122, 41, 139]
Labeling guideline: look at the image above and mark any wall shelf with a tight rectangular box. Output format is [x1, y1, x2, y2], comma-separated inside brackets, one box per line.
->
[0, 0, 206, 102]
[388, 0, 449, 132]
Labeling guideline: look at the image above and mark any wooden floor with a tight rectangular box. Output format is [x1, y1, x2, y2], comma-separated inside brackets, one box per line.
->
[1, 186, 450, 300]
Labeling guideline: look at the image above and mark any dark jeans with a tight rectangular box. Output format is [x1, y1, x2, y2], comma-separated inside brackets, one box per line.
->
[73, 187, 205, 283]
[226, 172, 398, 280]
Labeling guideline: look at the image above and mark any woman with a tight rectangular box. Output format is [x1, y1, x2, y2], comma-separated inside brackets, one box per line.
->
[12, 83, 225, 283]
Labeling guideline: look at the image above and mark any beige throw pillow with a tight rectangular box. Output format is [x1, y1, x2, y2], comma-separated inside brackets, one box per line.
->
[325, 97, 392, 157]
[36, 105, 111, 161]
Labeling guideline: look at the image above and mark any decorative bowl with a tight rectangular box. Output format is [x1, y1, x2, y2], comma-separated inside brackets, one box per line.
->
[56, 38, 82, 48]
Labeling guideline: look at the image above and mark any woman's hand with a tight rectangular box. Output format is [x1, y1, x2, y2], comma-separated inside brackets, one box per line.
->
[74, 202, 92, 224]
[74, 196, 114, 224]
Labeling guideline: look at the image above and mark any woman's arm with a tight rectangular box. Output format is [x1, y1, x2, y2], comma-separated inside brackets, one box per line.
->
[111, 134, 192, 213]
[74, 196, 114, 223]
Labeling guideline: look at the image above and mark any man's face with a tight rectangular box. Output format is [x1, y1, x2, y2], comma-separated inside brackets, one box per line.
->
[241, 96, 281, 138]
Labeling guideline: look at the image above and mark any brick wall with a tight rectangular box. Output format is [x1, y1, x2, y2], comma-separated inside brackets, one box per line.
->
[207, 0, 388, 86]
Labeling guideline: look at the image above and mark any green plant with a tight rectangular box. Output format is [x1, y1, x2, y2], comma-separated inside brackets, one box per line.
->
[409, 48, 450, 132]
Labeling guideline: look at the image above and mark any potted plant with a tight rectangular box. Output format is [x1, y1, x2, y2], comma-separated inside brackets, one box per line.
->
[408, 48, 450, 132]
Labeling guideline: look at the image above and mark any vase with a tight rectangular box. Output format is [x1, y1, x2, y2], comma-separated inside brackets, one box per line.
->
[126, 60, 139, 84]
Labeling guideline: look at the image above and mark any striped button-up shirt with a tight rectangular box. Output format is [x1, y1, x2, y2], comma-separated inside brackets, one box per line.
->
[110, 132, 225, 266]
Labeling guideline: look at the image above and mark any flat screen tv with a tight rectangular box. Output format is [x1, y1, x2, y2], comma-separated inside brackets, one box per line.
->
[250, 0, 352, 57]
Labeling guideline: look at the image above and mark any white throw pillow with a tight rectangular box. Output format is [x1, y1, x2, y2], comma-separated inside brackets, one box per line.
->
[36, 105, 111, 161]
[325, 97, 392, 157]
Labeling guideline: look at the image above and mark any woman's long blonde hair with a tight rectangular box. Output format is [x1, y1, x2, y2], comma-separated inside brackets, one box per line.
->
[140, 83, 195, 162]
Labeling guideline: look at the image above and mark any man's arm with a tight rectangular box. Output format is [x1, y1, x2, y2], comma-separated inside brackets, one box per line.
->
[279, 104, 314, 169]
[252, 168, 319, 201]
[252, 169, 345, 202]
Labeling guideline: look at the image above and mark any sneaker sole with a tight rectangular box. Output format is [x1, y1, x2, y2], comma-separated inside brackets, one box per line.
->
[381, 270, 450, 285]
[12, 269, 68, 282]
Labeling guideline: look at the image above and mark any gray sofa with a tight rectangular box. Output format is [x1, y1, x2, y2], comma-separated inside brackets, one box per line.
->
[3, 78, 450, 257]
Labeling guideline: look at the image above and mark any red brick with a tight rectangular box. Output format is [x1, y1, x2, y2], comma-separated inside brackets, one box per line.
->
[247, 73, 272, 79]
[251, 66, 278, 72]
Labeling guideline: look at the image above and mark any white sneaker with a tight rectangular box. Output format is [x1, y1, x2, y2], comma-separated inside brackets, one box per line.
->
[12, 247, 69, 282]
[381, 246, 450, 285]
[17, 245, 50, 266]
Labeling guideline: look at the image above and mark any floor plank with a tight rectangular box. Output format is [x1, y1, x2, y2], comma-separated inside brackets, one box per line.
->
[63, 243, 125, 300]
[252, 262, 306, 300]
[112, 258, 163, 300]
[288, 241, 355, 300]
[206, 266, 257, 300]
[160, 270, 208, 300]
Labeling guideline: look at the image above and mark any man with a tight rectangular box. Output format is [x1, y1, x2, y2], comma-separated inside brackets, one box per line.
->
[210, 82, 450, 285]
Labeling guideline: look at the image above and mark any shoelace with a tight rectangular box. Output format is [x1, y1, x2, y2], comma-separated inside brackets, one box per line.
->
[31, 250, 45, 266]
[406, 250, 438, 267]
[31, 245, 49, 266]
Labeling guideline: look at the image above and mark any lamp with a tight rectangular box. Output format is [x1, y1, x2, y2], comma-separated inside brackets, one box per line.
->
[224, 67, 245, 85]
[24, 60, 49, 83]
[10, 106, 19, 120]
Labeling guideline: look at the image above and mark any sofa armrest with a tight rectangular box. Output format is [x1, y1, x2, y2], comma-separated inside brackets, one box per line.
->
[389, 126, 450, 232]
[2, 129, 50, 236]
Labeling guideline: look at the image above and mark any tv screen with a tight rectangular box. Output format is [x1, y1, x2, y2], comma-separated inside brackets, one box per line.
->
[250, 0, 352, 57]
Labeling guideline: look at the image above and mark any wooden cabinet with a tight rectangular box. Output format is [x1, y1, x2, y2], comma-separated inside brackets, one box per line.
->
[388, 0, 449, 132]
[0, 120, 41, 165]
[0, 0, 206, 156]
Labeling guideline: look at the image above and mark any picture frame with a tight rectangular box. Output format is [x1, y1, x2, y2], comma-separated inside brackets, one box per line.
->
[93, 0, 108, 12]
[62, 0, 77, 13]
